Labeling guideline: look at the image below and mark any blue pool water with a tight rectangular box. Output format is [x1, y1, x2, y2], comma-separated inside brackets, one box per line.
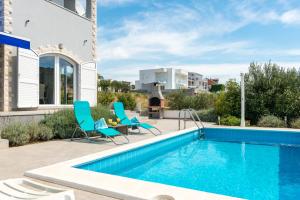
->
[76, 128, 300, 199]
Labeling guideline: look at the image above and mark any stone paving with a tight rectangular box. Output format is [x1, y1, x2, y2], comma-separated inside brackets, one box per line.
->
[0, 114, 208, 200]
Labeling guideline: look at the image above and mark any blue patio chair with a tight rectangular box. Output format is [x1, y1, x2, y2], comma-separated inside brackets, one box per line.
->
[113, 102, 161, 136]
[72, 101, 129, 145]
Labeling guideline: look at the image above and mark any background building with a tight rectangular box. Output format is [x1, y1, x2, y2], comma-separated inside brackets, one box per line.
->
[207, 78, 220, 90]
[0, 0, 97, 112]
[135, 68, 188, 91]
[188, 72, 208, 92]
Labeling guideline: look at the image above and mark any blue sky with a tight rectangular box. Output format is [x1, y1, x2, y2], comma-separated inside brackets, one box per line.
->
[97, 0, 300, 83]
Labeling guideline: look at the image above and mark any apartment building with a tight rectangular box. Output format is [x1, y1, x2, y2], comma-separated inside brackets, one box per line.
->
[135, 68, 188, 91]
[188, 72, 208, 91]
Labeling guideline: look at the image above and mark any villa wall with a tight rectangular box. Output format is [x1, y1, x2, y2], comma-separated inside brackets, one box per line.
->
[0, 0, 97, 112]
[11, 0, 94, 62]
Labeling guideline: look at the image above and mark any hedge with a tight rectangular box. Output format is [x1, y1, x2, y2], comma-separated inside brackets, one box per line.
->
[257, 115, 285, 128]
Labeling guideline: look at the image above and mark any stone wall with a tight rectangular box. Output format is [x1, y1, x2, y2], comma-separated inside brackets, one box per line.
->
[91, 0, 97, 60]
[0, 45, 3, 111]
[0, 0, 13, 112]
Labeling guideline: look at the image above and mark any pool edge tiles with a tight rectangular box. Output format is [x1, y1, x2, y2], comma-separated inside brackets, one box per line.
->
[204, 127, 300, 146]
[74, 130, 199, 174]
[25, 127, 241, 200]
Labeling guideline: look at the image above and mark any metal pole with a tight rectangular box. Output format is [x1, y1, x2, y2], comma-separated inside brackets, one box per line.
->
[240, 73, 246, 127]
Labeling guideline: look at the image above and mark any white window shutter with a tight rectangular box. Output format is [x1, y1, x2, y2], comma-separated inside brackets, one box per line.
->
[79, 62, 97, 106]
[17, 48, 39, 108]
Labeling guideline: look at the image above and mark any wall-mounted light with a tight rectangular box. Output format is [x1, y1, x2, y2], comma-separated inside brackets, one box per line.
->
[58, 43, 64, 50]
[83, 40, 88, 45]
[25, 19, 30, 26]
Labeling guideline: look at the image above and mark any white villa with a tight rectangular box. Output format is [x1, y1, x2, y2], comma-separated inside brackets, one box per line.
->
[135, 68, 189, 91]
[135, 68, 210, 92]
[0, 0, 97, 112]
[188, 72, 209, 92]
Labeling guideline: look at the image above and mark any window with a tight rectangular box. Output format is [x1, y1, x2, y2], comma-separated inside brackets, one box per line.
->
[39, 55, 77, 105]
[39, 56, 55, 104]
[49, 0, 91, 19]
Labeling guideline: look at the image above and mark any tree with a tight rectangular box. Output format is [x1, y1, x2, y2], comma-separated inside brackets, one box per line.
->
[98, 80, 111, 92]
[111, 80, 121, 92]
[245, 62, 300, 124]
[214, 80, 240, 117]
[210, 84, 225, 93]
[120, 82, 131, 92]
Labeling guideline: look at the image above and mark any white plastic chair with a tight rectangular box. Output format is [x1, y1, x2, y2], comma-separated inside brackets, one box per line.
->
[0, 178, 75, 200]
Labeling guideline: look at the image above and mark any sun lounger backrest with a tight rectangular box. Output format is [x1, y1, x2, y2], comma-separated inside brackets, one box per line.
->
[113, 102, 131, 125]
[74, 101, 95, 132]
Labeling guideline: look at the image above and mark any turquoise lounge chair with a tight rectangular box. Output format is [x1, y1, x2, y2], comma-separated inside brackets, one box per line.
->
[72, 101, 129, 145]
[113, 102, 161, 136]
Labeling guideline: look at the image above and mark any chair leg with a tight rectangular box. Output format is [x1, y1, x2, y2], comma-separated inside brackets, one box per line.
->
[83, 130, 92, 142]
[71, 127, 79, 141]
[146, 127, 162, 136]
[122, 134, 130, 144]
[154, 127, 162, 134]
[107, 135, 129, 145]
[71, 127, 92, 142]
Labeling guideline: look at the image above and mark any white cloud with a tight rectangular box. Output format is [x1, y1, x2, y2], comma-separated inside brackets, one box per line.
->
[280, 9, 300, 24]
[98, 2, 300, 63]
[98, 4, 252, 62]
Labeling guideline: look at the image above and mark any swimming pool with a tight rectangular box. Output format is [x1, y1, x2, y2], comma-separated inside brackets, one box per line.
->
[75, 128, 300, 200]
[26, 127, 300, 200]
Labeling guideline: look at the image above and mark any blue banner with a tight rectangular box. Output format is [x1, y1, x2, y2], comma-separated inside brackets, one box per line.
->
[0, 32, 30, 49]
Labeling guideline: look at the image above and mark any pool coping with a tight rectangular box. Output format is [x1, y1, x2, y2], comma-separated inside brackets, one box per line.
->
[207, 125, 300, 132]
[25, 127, 243, 200]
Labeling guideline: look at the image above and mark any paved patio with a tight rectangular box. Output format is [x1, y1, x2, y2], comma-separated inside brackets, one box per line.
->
[0, 115, 208, 200]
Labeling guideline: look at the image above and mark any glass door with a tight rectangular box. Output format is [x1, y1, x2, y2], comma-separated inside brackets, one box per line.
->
[59, 58, 74, 105]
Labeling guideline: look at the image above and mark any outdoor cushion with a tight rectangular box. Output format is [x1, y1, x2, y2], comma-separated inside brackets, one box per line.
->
[95, 118, 108, 130]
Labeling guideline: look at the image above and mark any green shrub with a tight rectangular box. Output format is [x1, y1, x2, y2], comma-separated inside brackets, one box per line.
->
[195, 109, 217, 122]
[1, 122, 31, 146]
[166, 90, 187, 110]
[291, 118, 300, 129]
[166, 90, 216, 110]
[220, 116, 241, 126]
[98, 92, 115, 106]
[92, 104, 116, 121]
[41, 109, 76, 139]
[28, 123, 54, 142]
[257, 115, 285, 128]
[41, 106, 115, 139]
[191, 93, 216, 110]
[117, 93, 136, 110]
